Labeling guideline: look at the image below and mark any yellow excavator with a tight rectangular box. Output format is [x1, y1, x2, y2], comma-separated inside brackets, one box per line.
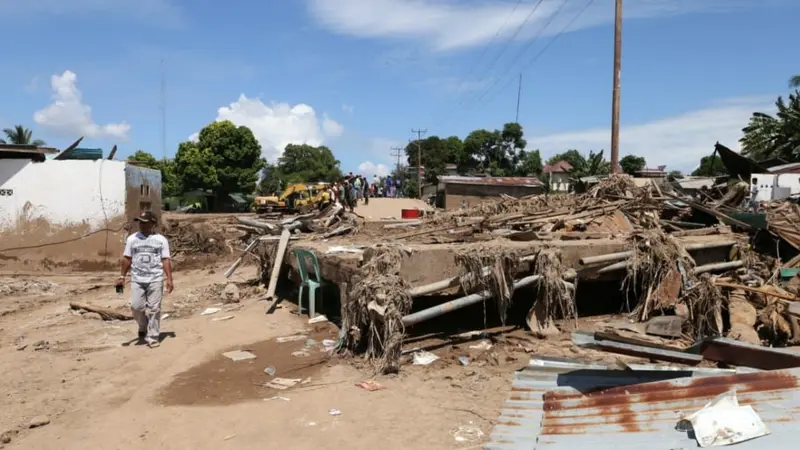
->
[253, 183, 332, 214]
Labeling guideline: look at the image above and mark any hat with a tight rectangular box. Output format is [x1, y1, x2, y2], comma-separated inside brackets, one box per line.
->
[134, 211, 157, 223]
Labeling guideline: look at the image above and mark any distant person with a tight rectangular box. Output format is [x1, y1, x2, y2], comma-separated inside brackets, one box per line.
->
[395, 178, 402, 198]
[116, 211, 174, 348]
[354, 175, 362, 200]
[372, 174, 379, 190]
[750, 178, 760, 210]
[386, 176, 393, 198]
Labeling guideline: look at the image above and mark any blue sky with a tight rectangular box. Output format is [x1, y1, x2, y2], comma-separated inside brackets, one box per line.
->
[0, 0, 798, 175]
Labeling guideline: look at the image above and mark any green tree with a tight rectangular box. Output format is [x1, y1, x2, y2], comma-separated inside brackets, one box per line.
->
[127, 150, 179, 197]
[519, 149, 543, 176]
[692, 155, 726, 176]
[790, 75, 800, 89]
[174, 121, 265, 199]
[619, 155, 646, 175]
[459, 123, 528, 176]
[740, 91, 800, 161]
[546, 149, 586, 169]
[277, 144, 342, 183]
[0, 125, 46, 145]
[405, 135, 463, 183]
[257, 164, 283, 195]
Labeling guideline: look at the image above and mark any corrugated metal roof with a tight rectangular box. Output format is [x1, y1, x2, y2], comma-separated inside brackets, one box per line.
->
[440, 176, 543, 187]
[674, 177, 716, 190]
[768, 162, 800, 173]
[0, 143, 59, 154]
[485, 357, 800, 450]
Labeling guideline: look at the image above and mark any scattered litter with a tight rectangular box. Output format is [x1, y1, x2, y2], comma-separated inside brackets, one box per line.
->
[354, 380, 385, 391]
[325, 246, 364, 254]
[16, 343, 27, 351]
[469, 341, 492, 351]
[291, 351, 310, 357]
[28, 415, 51, 429]
[222, 350, 257, 362]
[32, 341, 49, 351]
[451, 424, 483, 443]
[304, 422, 317, 427]
[301, 377, 312, 384]
[458, 356, 470, 366]
[200, 307, 221, 316]
[211, 315, 235, 322]
[264, 366, 276, 376]
[222, 434, 236, 441]
[679, 390, 770, 447]
[264, 378, 302, 390]
[328, 408, 342, 416]
[264, 396, 290, 401]
[308, 315, 329, 324]
[304, 338, 317, 347]
[412, 350, 439, 365]
[322, 339, 337, 352]
[161, 313, 171, 320]
[276, 335, 307, 343]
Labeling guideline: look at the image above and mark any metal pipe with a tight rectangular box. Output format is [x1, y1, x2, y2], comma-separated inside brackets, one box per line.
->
[579, 240, 737, 266]
[693, 260, 743, 274]
[599, 258, 744, 275]
[402, 275, 542, 327]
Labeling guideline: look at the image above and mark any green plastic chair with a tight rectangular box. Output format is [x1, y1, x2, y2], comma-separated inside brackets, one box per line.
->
[292, 248, 328, 318]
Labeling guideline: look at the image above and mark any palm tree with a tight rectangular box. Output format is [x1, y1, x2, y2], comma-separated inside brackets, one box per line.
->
[790, 75, 800, 89]
[741, 91, 800, 161]
[0, 125, 46, 146]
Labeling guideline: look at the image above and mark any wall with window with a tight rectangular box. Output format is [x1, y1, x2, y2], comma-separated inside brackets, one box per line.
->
[0, 159, 127, 229]
[0, 159, 161, 268]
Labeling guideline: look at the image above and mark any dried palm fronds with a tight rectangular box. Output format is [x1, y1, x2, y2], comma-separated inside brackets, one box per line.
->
[622, 229, 695, 320]
[528, 249, 576, 335]
[454, 246, 522, 325]
[342, 244, 413, 374]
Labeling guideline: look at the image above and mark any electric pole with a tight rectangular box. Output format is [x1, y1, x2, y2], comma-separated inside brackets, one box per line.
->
[610, 0, 623, 174]
[390, 146, 404, 177]
[411, 128, 427, 198]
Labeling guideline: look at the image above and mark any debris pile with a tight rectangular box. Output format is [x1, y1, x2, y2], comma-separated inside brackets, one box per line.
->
[163, 220, 231, 259]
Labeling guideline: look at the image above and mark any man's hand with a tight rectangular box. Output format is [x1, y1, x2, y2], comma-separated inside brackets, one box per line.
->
[166, 279, 174, 294]
[115, 277, 124, 287]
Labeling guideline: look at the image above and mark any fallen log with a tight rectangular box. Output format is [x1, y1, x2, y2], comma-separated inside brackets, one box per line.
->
[69, 302, 133, 321]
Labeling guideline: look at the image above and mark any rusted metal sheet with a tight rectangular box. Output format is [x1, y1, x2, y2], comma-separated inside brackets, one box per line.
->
[484, 357, 762, 450]
[485, 356, 800, 449]
[689, 336, 800, 370]
[572, 330, 703, 365]
[439, 176, 543, 187]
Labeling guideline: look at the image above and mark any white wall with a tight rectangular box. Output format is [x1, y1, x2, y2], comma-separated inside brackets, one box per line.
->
[0, 159, 127, 230]
[550, 173, 571, 192]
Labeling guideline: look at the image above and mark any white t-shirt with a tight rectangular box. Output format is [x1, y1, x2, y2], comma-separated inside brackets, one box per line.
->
[123, 232, 171, 284]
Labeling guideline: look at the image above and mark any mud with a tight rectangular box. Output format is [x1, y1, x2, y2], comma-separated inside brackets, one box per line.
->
[158, 326, 339, 406]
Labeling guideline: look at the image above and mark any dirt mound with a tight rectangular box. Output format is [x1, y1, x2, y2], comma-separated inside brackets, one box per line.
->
[0, 278, 59, 297]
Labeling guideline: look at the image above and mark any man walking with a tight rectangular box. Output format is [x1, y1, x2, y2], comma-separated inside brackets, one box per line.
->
[116, 211, 174, 348]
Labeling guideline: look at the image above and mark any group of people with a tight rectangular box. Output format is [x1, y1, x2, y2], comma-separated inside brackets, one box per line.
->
[327, 173, 406, 212]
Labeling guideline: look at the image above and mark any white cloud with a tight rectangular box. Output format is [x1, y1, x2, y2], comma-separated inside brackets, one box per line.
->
[358, 161, 391, 177]
[322, 114, 344, 137]
[206, 95, 344, 161]
[533, 95, 777, 173]
[33, 70, 131, 140]
[187, 132, 199, 142]
[307, 0, 758, 51]
[342, 104, 355, 114]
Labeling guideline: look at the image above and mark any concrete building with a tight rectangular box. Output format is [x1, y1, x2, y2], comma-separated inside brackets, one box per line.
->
[437, 176, 544, 210]
[543, 160, 573, 192]
[0, 145, 161, 266]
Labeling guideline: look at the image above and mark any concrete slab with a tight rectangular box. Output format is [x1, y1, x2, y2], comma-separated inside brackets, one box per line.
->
[283, 234, 738, 288]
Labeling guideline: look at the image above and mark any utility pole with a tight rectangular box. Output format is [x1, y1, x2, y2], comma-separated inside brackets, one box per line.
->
[160, 59, 167, 160]
[411, 128, 427, 198]
[515, 72, 522, 124]
[610, 0, 623, 174]
[390, 146, 404, 177]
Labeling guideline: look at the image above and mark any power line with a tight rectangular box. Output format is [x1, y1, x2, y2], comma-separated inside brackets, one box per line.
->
[459, 0, 571, 118]
[390, 146, 404, 176]
[426, 0, 526, 121]
[441, 0, 596, 127]
[446, 0, 546, 114]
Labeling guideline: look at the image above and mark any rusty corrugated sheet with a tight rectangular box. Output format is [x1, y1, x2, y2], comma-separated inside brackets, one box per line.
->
[439, 176, 543, 187]
[485, 357, 797, 450]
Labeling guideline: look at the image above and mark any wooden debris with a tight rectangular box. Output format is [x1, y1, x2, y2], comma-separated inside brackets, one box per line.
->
[69, 302, 132, 321]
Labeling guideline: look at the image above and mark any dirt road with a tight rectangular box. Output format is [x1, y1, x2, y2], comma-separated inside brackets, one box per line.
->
[0, 264, 518, 450]
[354, 197, 431, 220]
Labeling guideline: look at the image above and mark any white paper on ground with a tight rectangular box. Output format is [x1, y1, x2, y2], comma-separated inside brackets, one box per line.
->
[681, 390, 770, 447]
[412, 350, 439, 365]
